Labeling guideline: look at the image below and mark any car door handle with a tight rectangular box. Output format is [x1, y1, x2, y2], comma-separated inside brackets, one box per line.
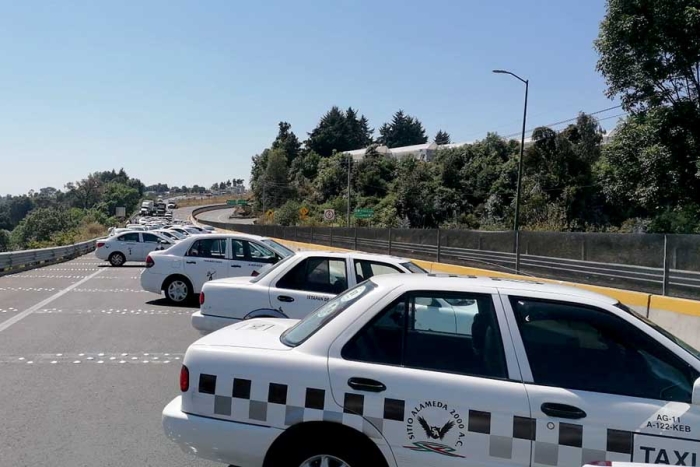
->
[347, 377, 386, 393]
[277, 295, 294, 303]
[541, 403, 587, 420]
[185, 261, 197, 264]
[231, 264, 241, 268]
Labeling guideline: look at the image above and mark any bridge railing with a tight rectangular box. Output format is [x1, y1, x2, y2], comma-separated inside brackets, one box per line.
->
[0, 240, 96, 275]
[195, 212, 700, 301]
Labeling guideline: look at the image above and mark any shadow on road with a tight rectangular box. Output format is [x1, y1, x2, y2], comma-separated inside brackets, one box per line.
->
[98, 264, 146, 268]
[146, 298, 198, 308]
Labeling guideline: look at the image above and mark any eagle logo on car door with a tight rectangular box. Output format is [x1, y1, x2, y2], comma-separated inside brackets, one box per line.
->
[206, 271, 216, 281]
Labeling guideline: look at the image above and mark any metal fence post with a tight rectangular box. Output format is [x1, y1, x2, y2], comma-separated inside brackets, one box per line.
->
[330, 228, 333, 247]
[436, 229, 441, 263]
[354, 227, 358, 251]
[388, 228, 392, 255]
[310, 226, 314, 243]
[662, 234, 670, 296]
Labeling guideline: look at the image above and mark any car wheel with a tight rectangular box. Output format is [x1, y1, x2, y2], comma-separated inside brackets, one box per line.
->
[164, 277, 191, 304]
[282, 443, 372, 467]
[109, 252, 126, 267]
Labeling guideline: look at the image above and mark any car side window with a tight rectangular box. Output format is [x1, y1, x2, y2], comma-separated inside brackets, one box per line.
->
[118, 233, 140, 242]
[343, 292, 507, 379]
[510, 297, 699, 403]
[142, 233, 161, 243]
[231, 240, 245, 259]
[246, 241, 277, 263]
[186, 239, 226, 259]
[277, 257, 348, 294]
[354, 260, 402, 282]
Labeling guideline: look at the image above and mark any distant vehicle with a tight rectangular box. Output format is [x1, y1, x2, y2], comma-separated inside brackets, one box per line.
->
[193, 251, 426, 334]
[140, 233, 295, 303]
[125, 224, 147, 231]
[95, 231, 176, 266]
[167, 202, 177, 209]
[141, 200, 155, 215]
[155, 202, 167, 216]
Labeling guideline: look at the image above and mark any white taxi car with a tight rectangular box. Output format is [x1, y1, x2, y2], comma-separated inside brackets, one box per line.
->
[95, 231, 176, 266]
[191, 251, 427, 334]
[140, 233, 295, 303]
[163, 274, 700, 467]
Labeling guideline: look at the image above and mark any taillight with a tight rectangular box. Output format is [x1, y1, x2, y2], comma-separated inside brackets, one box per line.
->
[145, 255, 154, 268]
[96, 242, 105, 248]
[199, 292, 205, 305]
[588, 462, 611, 466]
[180, 365, 189, 392]
[251, 270, 259, 277]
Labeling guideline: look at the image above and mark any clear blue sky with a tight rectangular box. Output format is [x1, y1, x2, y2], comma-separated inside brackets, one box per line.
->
[0, 0, 618, 195]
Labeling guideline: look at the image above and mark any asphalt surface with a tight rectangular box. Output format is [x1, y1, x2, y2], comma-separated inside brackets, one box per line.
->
[0, 210, 220, 467]
[195, 207, 256, 225]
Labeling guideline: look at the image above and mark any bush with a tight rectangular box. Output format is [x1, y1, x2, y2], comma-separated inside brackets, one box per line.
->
[0, 229, 10, 252]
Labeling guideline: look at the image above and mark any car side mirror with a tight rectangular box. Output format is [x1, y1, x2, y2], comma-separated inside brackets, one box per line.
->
[692, 377, 700, 405]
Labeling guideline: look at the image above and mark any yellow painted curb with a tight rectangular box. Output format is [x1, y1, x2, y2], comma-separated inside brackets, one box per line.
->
[650, 295, 700, 317]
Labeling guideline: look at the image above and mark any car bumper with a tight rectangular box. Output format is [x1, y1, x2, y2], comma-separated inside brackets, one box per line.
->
[163, 396, 280, 467]
[140, 271, 164, 294]
[191, 311, 240, 334]
[94, 249, 109, 261]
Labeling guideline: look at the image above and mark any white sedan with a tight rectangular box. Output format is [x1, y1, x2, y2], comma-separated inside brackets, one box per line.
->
[140, 233, 295, 304]
[164, 274, 700, 467]
[95, 231, 176, 266]
[192, 251, 427, 334]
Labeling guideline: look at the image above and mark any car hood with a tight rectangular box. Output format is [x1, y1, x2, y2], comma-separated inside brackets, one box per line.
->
[191, 318, 298, 350]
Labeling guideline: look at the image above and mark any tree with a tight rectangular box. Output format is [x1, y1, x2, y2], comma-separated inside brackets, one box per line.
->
[100, 182, 140, 216]
[313, 153, 350, 202]
[271, 122, 302, 164]
[353, 145, 395, 198]
[434, 130, 451, 145]
[377, 110, 428, 148]
[305, 107, 373, 157]
[8, 196, 34, 227]
[261, 148, 292, 210]
[11, 207, 78, 248]
[595, 0, 700, 112]
[66, 174, 102, 209]
[0, 229, 9, 252]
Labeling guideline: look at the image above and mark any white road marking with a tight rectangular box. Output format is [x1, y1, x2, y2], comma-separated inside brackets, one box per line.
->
[0, 268, 104, 333]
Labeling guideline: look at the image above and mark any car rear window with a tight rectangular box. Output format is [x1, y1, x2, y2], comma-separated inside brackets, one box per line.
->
[402, 262, 427, 274]
[281, 280, 378, 347]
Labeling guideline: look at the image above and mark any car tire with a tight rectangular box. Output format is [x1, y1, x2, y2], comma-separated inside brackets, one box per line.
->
[109, 252, 126, 267]
[280, 442, 373, 467]
[164, 276, 192, 304]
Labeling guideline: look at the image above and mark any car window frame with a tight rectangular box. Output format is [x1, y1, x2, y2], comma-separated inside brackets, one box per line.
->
[276, 256, 349, 294]
[117, 232, 140, 243]
[245, 240, 278, 264]
[508, 296, 700, 403]
[354, 259, 403, 282]
[141, 232, 162, 244]
[341, 290, 510, 380]
[185, 238, 227, 259]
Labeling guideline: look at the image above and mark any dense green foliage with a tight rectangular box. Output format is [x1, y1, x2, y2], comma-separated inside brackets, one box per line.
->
[0, 169, 145, 251]
[249, 0, 700, 234]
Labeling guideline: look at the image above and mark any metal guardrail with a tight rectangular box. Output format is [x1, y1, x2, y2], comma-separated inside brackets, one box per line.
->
[0, 240, 97, 274]
[194, 210, 700, 301]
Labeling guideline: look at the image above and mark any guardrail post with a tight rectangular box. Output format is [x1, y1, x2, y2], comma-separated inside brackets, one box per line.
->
[354, 227, 358, 250]
[436, 229, 441, 263]
[388, 228, 392, 255]
[662, 234, 670, 296]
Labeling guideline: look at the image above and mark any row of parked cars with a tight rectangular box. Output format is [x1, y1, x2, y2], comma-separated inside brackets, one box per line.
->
[130, 225, 700, 467]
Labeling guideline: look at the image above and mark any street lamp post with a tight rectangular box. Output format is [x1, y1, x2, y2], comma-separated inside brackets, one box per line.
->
[493, 69, 528, 274]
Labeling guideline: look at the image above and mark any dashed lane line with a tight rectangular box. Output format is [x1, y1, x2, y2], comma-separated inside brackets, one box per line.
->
[0, 268, 104, 333]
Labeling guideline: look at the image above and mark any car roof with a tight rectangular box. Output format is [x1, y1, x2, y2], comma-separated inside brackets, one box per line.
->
[293, 249, 411, 263]
[367, 273, 618, 304]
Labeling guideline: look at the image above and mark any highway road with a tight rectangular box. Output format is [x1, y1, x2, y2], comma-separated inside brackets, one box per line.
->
[195, 207, 256, 225]
[0, 210, 218, 467]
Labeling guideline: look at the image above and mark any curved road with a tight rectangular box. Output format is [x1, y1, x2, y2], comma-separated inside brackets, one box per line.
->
[194, 207, 256, 225]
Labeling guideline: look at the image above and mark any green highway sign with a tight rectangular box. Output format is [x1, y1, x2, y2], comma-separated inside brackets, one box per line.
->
[354, 208, 374, 219]
[227, 199, 249, 206]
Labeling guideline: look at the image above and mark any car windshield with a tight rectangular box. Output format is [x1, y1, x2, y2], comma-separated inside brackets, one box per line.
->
[261, 239, 294, 257]
[401, 261, 427, 274]
[250, 254, 295, 283]
[281, 280, 378, 347]
[616, 303, 700, 361]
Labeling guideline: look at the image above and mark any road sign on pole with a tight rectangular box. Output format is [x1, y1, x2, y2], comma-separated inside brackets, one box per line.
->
[115, 207, 126, 218]
[299, 207, 309, 219]
[354, 208, 374, 219]
[266, 209, 274, 219]
[323, 209, 335, 221]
